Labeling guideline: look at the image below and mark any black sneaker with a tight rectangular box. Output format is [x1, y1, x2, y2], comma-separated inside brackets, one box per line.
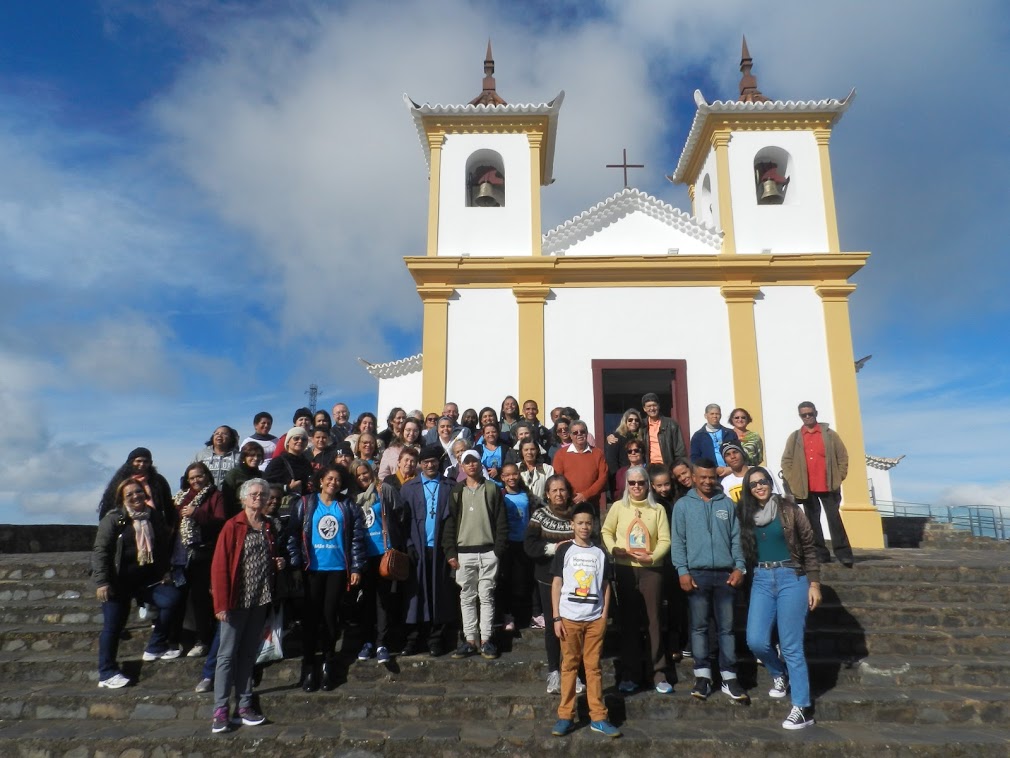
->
[782, 705, 815, 730]
[480, 641, 499, 659]
[691, 677, 713, 700]
[452, 641, 478, 659]
[721, 679, 750, 703]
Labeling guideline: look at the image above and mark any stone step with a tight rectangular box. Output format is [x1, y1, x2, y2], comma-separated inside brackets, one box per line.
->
[2, 716, 1009, 757]
[4, 648, 1009, 691]
[4, 617, 1007, 659]
[3, 678, 1008, 726]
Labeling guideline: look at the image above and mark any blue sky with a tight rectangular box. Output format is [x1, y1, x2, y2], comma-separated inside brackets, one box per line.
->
[1, 0, 1007, 522]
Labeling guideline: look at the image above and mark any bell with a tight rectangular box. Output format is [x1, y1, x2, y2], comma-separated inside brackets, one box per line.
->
[474, 181, 501, 207]
[758, 178, 784, 205]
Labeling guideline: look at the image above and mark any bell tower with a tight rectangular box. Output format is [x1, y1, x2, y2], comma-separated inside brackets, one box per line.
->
[674, 37, 854, 255]
[404, 42, 564, 257]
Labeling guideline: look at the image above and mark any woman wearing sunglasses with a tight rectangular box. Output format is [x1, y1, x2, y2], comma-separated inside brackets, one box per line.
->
[600, 465, 672, 695]
[738, 466, 821, 730]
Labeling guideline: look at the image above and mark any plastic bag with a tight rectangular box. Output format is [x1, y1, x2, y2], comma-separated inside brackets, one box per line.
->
[256, 607, 284, 664]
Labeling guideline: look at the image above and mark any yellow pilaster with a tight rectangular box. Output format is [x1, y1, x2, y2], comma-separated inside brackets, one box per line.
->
[720, 285, 764, 439]
[425, 133, 445, 256]
[712, 130, 736, 254]
[513, 285, 551, 413]
[528, 133, 543, 256]
[814, 128, 841, 253]
[816, 284, 884, 549]
[688, 183, 696, 217]
[419, 286, 454, 414]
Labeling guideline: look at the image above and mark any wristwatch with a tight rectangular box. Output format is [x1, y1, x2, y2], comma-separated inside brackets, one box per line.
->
[552, 616, 562, 623]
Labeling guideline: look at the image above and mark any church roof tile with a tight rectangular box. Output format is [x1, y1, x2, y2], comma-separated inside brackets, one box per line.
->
[358, 354, 423, 379]
[541, 187, 722, 255]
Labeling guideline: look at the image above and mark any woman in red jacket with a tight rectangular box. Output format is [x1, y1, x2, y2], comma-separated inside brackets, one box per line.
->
[209, 478, 285, 734]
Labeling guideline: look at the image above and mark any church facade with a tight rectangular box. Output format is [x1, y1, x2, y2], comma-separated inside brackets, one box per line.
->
[362, 42, 885, 548]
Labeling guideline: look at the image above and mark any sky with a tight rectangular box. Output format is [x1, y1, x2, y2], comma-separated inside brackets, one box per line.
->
[0, 0, 1007, 523]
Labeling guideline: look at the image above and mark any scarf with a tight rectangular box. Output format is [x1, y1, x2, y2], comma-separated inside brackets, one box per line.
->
[396, 470, 415, 486]
[355, 482, 378, 508]
[172, 485, 214, 547]
[126, 506, 155, 566]
[753, 493, 780, 527]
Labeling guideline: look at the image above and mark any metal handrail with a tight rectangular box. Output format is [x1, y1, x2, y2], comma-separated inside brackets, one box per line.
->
[874, 500, 1010, 541]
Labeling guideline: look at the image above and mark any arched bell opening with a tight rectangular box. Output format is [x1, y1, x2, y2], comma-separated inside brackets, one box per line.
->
[465, 149, 506, 208]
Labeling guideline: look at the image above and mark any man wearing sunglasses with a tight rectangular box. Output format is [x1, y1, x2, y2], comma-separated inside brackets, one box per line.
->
[781, 402, 852, 567]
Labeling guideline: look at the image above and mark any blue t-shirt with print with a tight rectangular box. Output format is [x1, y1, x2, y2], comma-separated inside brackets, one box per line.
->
[504, 491, 531, 542]
[362, 498, 384, 558]
[309, 498, 346, 571]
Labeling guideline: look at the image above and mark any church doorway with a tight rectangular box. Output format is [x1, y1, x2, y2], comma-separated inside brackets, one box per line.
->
[591, 359, 690, 451]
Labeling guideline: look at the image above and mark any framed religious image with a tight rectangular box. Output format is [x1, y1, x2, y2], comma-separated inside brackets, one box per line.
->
[625, 514, 651, 559]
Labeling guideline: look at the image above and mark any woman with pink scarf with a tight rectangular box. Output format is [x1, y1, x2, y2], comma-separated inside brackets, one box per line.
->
[92, 478, 183, 689]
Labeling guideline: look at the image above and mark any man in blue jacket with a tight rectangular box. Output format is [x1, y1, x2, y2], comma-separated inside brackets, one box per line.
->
[670, 458, 749, 703]
[689, 404, 735, 477]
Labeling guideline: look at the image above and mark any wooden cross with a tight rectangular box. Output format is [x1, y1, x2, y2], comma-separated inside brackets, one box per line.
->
[606, 148, 645, 188]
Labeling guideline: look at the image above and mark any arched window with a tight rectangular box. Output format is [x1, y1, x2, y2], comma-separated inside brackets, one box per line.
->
[753, 146, 792, 205]
[465, 149, 505, 207]
[699, 173, 714, 225]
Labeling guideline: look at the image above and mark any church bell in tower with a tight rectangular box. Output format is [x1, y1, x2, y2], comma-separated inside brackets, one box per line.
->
[755, 161, 789, 205]
[469, 165, 505, 207]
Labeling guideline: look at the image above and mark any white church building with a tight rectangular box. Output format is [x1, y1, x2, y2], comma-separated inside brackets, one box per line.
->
[362, 41, 892, 548]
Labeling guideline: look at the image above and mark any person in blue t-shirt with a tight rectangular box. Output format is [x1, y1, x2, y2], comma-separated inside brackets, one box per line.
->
[347, 459, 404, 665]
[475, 422, 512, 488]
[286, 464, 365, 693]
[496, 463, 537, 631]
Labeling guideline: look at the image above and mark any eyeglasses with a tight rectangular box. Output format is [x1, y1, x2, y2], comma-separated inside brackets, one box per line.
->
[571, 430, 587, 436]
[749, 479, 772, 488]
[732, 416, 747, 420]
[627, 418, 640, 423]
[247, 492, 268, 500]
[627, 449, 642, 455]
[627, 480, 647, 487]
[799, 412, 816, 418]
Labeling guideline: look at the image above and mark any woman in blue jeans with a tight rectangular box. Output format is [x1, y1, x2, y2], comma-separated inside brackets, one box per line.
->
[738, 466, 822, 730]
[93, 478, 183, 688]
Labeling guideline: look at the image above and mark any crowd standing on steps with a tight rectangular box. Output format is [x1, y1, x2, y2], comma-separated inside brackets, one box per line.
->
[93, 395, 850, 734]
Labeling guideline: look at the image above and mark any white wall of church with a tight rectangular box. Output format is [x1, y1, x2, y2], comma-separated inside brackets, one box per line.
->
[543, 287, 735, 440]
[867, 467, 894, 506]
[444, 288, 519, 410]
[377, 371, 422, 427]
[437, 133, 533, 257]
[561, 212, 718, 257]
[728, 130, 830, 254]
[753, 286, 833, 481]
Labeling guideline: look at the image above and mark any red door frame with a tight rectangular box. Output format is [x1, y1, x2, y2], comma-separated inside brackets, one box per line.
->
[590, 359, 690, 452]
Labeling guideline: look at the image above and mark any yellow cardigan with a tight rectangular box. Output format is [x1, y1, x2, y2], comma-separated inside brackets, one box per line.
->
[601, 498, 671, 567]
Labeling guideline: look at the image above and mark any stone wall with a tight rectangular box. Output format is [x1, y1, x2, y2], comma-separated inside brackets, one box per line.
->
[0, 525, 98, 554]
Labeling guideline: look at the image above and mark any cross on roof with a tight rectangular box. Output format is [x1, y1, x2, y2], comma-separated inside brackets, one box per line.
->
[606, 148, 644, 188]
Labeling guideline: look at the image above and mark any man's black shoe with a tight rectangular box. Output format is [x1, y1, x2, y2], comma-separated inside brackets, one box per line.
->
[691, 677, 713, 700]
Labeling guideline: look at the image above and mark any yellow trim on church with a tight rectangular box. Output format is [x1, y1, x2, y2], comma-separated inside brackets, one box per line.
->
[418, 286, 454, 414]
[527, 133, 544, 255]
[721, 285, 764, 439]
[513, 286, 551, 413]
[425, 134, 444, 256]
[405, 252, 869, 289]
[816, 284, 884, 549]
[814, 128, 841, 253]
[712, 130, 737, 255]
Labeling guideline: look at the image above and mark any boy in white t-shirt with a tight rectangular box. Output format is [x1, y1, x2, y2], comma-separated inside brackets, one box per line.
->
[549, 503, 620, 739]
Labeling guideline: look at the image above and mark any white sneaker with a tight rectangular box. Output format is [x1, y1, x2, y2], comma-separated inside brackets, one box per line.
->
[769, 675, 788, 698]
[782, 705, 815, 730]
[142, 648, 181, 661]
[187, 644, 208, 658]
[98, 672, 130, 689]
[575, 677, 585, 695]
[546, 670, 561, 694]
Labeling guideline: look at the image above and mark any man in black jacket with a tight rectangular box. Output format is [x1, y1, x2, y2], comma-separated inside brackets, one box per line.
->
[641, 393, 687, 468]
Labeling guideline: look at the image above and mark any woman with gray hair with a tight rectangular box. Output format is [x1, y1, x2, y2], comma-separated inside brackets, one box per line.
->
[209, 478, 285, 733]
[601, 465, 672, 694]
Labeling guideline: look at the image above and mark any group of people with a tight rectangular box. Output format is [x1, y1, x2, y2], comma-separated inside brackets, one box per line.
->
[92, 393, 853, 735]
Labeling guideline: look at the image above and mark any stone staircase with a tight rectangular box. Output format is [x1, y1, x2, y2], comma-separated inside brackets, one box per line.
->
[1, 534, 1009, 756]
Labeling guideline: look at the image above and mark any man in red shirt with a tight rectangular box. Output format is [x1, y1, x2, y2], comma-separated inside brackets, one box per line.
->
[552, 420, 608, 517]
[781, 402, 852, 567]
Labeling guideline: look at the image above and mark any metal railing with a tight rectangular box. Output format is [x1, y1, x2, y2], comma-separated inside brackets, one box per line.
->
[874, 500, 1010, 541]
